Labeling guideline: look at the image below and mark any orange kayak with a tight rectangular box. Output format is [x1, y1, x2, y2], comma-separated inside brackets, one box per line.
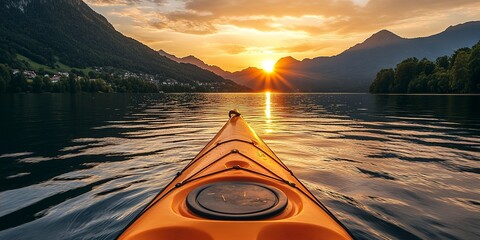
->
[118, 110, 354, 240]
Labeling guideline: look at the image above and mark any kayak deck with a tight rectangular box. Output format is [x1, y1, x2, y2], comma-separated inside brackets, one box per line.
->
[118, 110, 353, 240]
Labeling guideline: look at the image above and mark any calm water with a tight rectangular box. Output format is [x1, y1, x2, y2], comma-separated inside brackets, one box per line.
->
[0, 93, 479, 240]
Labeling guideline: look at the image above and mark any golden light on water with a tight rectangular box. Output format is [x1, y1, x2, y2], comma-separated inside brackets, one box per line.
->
[265, 91, 273, 133]
[265, 91, 271, 119]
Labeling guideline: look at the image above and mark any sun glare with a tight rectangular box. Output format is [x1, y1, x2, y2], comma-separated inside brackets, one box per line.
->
[261, 60, 275, 73]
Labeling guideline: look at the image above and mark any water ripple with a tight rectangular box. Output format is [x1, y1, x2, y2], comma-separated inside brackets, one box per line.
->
[0, 93, 479, 239]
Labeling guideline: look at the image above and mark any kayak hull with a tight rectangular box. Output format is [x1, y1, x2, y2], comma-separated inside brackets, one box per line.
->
[118, 111, 353, 240]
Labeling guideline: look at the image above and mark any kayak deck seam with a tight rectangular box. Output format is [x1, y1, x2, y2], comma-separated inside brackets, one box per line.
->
[183, 138, 291, 174]
[184, 149, 287, 187]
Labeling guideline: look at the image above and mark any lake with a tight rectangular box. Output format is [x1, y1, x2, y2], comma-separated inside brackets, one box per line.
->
[0, 93, 479, 239]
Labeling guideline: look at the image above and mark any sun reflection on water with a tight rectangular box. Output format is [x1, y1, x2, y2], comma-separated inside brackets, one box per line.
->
[265, 91, 273, 133]
[265, 91, 271, 119]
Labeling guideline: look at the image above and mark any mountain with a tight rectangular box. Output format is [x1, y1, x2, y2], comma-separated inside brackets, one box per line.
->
[230, 21, 480, 92]
[158, 50, 232, 78]
[0, 0, 248, 91]
[346, 30, 404, 51]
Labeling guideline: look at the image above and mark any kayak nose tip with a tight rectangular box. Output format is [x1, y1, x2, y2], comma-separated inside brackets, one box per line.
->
[229, 109, 241, 118]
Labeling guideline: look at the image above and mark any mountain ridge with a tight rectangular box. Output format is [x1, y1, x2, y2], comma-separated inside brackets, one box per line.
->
[344, 29, 404, 53]
[160, 21, 480, 92]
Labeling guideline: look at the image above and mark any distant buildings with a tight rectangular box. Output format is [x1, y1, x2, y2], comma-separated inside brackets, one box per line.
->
[11, 69, 69, 83]
[50, 75, 61, 83]
[7, 67, 229, 92]
[23, 70, 36, 79]
[162, 78, 178, 85]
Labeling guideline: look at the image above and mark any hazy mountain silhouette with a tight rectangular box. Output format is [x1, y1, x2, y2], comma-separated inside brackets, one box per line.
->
[158, 50, 231, 78]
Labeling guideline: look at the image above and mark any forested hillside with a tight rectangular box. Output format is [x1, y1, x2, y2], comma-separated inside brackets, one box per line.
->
[0, 0, 248, 92]
[369, 42, 480, 93]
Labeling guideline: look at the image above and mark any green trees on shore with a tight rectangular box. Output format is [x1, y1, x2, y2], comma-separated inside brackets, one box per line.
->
[0, 65, 163, 93]
[0, 64, 10, 93]
[370, 42, 480, 93]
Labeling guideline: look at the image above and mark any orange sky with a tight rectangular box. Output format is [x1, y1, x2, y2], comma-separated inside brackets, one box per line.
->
[85, 0, 480, 72]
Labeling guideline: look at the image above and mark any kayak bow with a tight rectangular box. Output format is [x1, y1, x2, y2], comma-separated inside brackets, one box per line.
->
[118, 109, 354, 240]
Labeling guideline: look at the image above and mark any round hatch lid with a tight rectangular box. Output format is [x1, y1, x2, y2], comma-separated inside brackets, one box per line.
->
[186, 181, 288, 220]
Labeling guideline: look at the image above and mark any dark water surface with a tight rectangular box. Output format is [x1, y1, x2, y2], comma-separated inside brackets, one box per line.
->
[0, 93, 479, 239]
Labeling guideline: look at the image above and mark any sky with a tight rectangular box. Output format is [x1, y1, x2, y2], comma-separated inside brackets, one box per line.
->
[84, 0, 480, 72]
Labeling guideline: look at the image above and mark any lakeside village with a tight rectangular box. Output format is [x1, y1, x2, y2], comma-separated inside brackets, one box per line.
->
[0, 65, 234, 93]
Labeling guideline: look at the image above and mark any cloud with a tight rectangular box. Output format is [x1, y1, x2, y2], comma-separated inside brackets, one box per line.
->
[222, 18, 277, 32]
[273, 43, 321, 53]
[216, 44, 248, 54]
[167, 0, 480, 35]
[91, 0, 480, 36]
[107, 6, 217, 34]
[150, 19, 217, 34]
[183, 0, 354, 18]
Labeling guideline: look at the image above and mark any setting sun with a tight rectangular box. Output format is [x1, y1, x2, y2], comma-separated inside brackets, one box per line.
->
[261, 60, 275, 73]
